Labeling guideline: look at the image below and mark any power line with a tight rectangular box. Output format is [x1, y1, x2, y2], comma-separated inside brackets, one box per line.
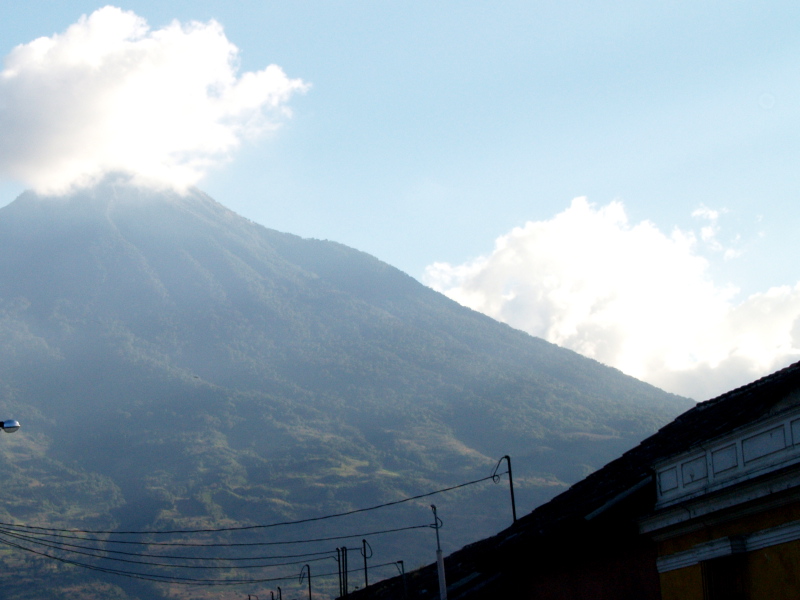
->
[0, 534, 307, 586]
[0, 532, 407, 587]
[0, 528, 350, 562]
[0, 522, 431, 548]
[0, 467, 513, 588]
[0, 528, 341, 570]
[0, 472, 505, 537]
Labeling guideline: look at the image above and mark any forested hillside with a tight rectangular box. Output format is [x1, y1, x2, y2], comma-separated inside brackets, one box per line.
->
[0, 183, 691, 599]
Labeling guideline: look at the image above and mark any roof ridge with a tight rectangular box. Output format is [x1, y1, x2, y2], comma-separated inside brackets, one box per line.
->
[698, 359, 800, 409]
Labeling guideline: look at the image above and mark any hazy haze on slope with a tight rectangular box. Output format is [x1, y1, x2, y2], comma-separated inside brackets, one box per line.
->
[0, 183, 691, 599]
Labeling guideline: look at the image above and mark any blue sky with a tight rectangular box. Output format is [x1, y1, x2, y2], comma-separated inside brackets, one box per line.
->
[1, 2, 799, 398]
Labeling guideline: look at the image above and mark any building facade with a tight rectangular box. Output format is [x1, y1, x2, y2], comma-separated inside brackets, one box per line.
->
[351, 361, 800, 600]
[643, 392, 800, 600]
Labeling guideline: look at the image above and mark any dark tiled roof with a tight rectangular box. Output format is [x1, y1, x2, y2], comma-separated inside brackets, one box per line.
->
[351, 360, 800, 599]
[509, 359, 800, 538]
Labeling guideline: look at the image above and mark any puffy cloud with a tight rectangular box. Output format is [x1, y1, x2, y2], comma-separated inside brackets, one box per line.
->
[424, 198, 800, 399]
[691, 205, 742, 260]
[0, 6, 309, 194]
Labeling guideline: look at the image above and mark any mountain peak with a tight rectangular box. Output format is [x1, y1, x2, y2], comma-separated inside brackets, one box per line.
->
[0, 184, 691, 598]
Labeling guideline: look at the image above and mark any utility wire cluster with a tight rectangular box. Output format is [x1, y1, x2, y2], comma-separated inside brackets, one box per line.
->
[0, 462, 514, 595]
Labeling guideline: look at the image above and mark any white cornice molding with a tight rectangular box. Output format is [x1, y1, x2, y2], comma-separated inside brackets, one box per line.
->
[657, 520, 800, 573]
[641, 466, 800, 535]
[654, 407, 800, 510]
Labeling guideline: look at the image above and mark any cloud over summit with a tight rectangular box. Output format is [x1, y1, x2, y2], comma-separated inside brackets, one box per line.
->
[0, 6, 308, 194]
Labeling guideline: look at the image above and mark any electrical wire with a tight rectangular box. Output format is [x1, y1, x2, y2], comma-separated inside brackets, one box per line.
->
[0, 527, 347, 562]
[0, 532, 410, 587]
[0, 534, 305, 586]
[0, 471, 505, 537]
[0, 468, 511, 587]
[0, 528, 339, 570]
[0, 522, 432, 547]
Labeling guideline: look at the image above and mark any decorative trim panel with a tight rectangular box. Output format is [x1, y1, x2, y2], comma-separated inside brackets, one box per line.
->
[657, 520, 800, 573]
[654, 408, 800, 509]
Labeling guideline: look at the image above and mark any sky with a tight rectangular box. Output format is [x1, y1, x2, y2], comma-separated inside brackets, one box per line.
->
[0, 2, 799, 400]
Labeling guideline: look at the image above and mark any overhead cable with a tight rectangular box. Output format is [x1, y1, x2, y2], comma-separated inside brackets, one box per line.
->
[0, 532, 404, 587]
[0, 522, 432, 548]
[0, 472, 504, 537]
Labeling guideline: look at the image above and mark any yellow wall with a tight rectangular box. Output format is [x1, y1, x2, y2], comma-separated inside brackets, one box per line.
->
[657, 500, 800, 599]
[659, 564, 703, 600]
[658, 501, 800, 555]
[746, 538, 800, 600]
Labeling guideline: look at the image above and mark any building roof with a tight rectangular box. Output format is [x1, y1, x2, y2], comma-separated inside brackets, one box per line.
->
[512, 359, 800, 537]
[352, 360, 800, 599]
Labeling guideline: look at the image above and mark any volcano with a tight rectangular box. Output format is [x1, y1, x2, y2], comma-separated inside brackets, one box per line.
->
[0, 183, 690, 599]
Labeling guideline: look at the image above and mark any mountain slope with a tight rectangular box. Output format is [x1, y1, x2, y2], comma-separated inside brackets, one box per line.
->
[0, 183, 691, 599]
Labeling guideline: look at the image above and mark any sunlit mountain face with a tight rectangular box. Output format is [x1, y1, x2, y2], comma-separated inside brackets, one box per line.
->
[0, 183, 690, 599]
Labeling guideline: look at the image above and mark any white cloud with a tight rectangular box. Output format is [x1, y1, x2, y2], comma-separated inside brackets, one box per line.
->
[424, 198, 800, 400]
[0, 6, 309, 194]
[692, 204, 742, 259]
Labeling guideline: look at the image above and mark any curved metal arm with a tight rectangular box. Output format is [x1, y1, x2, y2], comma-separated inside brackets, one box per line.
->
[299, 564, 312, 600]
[430, 505, 443, 551]
[492, 455, 517, 523]
[395, 560, 408, 600]
[361, 539, 373, 588]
